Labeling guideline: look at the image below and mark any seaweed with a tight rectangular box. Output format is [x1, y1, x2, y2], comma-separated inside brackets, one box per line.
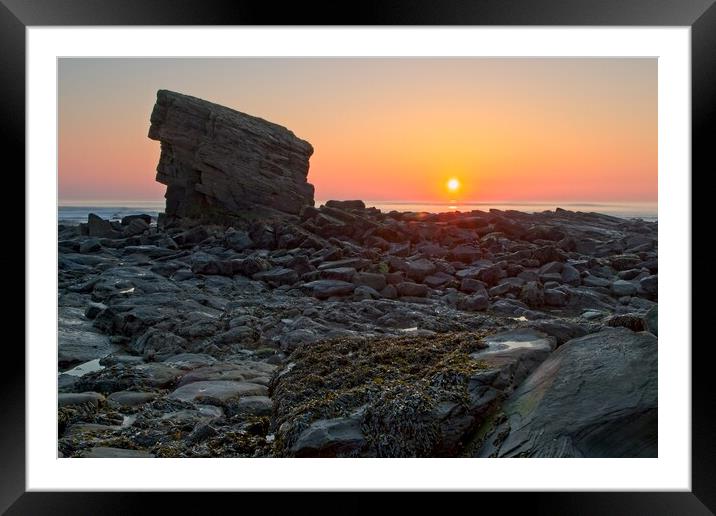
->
[270, 331, 492, 456]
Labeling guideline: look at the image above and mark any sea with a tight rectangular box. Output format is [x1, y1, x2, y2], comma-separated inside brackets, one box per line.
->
[58, 200, 658, 224]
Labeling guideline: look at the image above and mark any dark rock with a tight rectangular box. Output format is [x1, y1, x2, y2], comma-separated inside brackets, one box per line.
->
[610, 254, 643, 271]
[583, 275, 611, 288]
[560, 263, 581, 286]
[233, 256, 271, 277]
[122, 218, 149, 237]
[449, 245, 481, 264]
[232, 396, 273, 417]
[639, 275, 658, 296]
[618, 268, 643, 280]
[396, 282, 429, 298]
[424, 272, 454, 289]
[148, 89, 314, 223]
[325, 200, 366, 210]
[58, 392, 105, 408]
[353, 285, 382, 300]
[317, 258, 368, 271]
[249, 223, 276, 249]
[224, 228, 253, 251]
[532, 246, 567, 265]
[59, 307, 114, 366]
[352, 272, 387, 291]
[605, 313, 646, 332]
[645, 305, 658, 336]
[544, 289, 568, 307]
[539, 261, 563, 275]
[253, 267, 299, 286]
[405, 258, 437, 281]
[611, 280, 637, 297]
[380, 285, 398, 299]
[529, 319, 587, 346]
[80, 447, 155, 458]
[174, 226, 209, 246]
[280, 329, 319, 351]
[87, 213, 120, 238]
[458, 293, 489, 312]
[290, 417, 366, 457]
[131, 329, 188, 359]
[520, 281, 544, 308]
[79, 238, 102, 253]
[121, 214, 152, 226]
[107, 391, 158, 408]
[476, 328, 657, 457]
[320, 267, 357, 282]
[168, 380, 267, 403]
[303, 280, 355, 299]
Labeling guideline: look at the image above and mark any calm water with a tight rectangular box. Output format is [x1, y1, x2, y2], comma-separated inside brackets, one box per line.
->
[58, 200, 657, 223]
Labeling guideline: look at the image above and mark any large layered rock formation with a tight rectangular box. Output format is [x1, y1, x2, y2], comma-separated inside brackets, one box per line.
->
[148, 90, 314, 225]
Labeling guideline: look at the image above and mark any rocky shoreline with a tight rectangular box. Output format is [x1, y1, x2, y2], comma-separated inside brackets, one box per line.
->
[57, 90, 657, 458]
[58, 202, 657, 458]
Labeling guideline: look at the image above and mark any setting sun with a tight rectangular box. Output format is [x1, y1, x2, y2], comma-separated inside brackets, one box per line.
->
[447, 178, 460, 192]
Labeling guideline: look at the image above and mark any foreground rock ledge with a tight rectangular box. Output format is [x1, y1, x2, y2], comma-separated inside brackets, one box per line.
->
[148, 89, 315, 225]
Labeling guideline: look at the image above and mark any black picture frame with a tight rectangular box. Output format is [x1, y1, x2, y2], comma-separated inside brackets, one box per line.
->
[4, 0, 712, 513]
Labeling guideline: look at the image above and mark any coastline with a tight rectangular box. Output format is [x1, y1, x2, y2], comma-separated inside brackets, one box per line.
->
[58, 201, 658, 225]
[58, 202, 657, 458]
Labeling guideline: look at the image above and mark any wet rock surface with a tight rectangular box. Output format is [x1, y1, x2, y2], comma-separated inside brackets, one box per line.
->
[473, 328, 657, 458]
[58, 203, 657, 458]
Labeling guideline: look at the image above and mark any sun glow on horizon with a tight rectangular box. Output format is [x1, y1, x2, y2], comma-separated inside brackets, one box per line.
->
[447, 178, 461, 193]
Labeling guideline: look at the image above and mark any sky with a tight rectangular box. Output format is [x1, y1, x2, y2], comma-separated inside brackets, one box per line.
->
[58, 58, 656, 204]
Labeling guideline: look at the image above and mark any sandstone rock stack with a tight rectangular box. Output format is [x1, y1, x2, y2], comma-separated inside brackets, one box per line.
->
[148, 90, 315, 225]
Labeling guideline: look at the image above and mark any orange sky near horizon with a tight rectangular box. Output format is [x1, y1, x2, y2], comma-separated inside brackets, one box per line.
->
[58, 58, 657, 204]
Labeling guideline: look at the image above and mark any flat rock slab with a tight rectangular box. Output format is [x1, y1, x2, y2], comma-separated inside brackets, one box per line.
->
[291, 417, 366, 457]
[233, 395, 273, 417]
[58, 392, 105, 408]
[302, 280, 355, 299]
[80, 447, 154, 458]
[58, 307, 115, 366]
[475, 327, 657, 458]
[168, 380, 268, 404]
[177, 362, 276, 387]
[107, 391, 159, 408]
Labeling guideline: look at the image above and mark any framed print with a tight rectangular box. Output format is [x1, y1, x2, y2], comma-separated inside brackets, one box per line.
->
[4, 0, 713, 513]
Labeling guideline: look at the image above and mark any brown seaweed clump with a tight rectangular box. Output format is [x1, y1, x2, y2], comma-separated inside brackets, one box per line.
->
[269, 331, 491, 457]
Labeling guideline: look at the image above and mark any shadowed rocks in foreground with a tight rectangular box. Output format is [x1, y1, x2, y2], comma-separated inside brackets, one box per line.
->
[474, 327, 657, 458]
[148, 90, 315, 225]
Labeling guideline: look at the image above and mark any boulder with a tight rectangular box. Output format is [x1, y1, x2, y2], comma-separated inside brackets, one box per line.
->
[396, 282, 429, 298]
[325, 200, 366, 210]
[352, 272, 387, 291]
[80, 447, 155, 458]
[148, 89, 314, 224]
[168, 380, 267, 403]
[449, 245, 481, 264]
[121, 214, 152, 226]
[122, 217, 149, 237]
[457, 293, 489, 312]
[611, 279, 637, 297]
[476, 328, 657, 458]
[544, 289, 568, 307]
[405, 258, 437, 282]
[320, 267, 357, 282]
[87, 213, 120, 238]
[302, 280, 355, 299]
[290, 417, 367, 457]
[645, 305, 658, 336]
[520, 281, 544, 308]
[560, 263, 581, 286]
